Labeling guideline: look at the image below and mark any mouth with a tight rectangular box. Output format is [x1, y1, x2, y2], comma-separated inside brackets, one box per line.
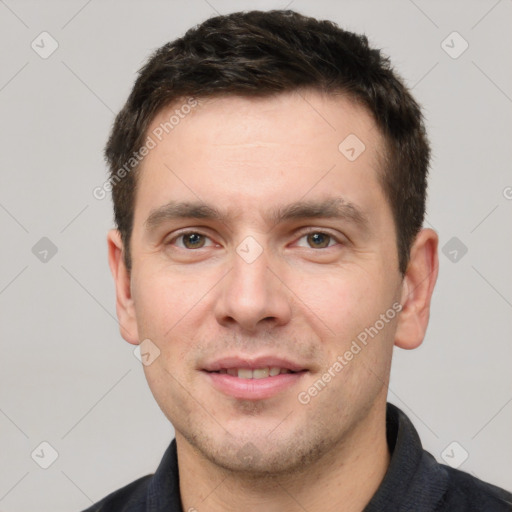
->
[208, 367, 302, 379]
[201, 356, 309, 400]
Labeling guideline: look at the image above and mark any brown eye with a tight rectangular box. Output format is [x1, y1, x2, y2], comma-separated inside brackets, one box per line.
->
[183, 233, 205, 249]
[306, 232, 332, 249]
[173, 232, 211, 249]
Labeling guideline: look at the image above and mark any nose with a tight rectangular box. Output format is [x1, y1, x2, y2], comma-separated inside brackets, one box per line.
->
[213, 244, 292, 333]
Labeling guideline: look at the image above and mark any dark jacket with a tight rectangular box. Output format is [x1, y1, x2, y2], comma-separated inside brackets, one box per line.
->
[82, 403, 512, 511]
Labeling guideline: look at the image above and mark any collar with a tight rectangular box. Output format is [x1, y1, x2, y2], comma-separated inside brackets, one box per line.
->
[364, 402, 448, 511]
[145, 402, 449, 511]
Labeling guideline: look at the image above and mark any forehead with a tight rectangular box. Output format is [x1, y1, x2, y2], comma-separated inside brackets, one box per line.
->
[147, 90, 383, 155]
[135, 90, 388, 225]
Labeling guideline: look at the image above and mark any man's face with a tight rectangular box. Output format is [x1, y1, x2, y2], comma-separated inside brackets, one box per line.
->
[125, 91, 405, 473]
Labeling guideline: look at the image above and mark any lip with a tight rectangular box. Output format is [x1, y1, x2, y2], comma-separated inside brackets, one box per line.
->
[201, 355, 307, 373]
[203, 371, 307, 400]
[201, 355, 309, 400]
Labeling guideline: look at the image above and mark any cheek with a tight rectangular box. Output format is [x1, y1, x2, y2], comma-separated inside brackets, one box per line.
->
[310, 275, 396, 410]
[135, 271, 202, 412]
[131, 264, 202, 338]
[298, 270, 397, 359]
[296, 271, 374, 335]
[131, 265, 218, 385]
[132, 278, 172, 339]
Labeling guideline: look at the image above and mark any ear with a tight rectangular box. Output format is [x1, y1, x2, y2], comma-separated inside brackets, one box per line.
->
[107, 229, 139, 345]
[394, 228, 439, 350]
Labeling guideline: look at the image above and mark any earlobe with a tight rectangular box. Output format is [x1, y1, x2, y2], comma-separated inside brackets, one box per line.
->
[107, 229, 139, 345]
[394, 228, 439, 350]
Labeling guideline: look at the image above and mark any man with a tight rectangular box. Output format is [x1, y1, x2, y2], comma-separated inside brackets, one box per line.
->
[84, 9, 512, 512]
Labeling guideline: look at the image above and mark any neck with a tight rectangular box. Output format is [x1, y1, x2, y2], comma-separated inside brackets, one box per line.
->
[177, 402, 390, 512]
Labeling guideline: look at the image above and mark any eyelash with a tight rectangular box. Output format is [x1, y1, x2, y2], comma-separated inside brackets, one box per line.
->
[167, 229, 342, 250]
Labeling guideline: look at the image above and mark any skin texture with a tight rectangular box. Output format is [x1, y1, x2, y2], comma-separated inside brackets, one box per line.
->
[108, 90, 439, 511]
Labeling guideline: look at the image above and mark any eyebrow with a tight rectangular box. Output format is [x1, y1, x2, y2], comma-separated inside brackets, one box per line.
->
[144, 197, 369, 232]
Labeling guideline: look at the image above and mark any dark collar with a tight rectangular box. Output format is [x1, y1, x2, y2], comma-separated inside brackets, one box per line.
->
[364, 402, 448, 511]
[146, 438, 182, 511]
[145, 402, 448, 512]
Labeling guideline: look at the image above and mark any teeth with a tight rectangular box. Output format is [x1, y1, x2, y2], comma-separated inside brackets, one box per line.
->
[252, 368, 269, 379]
[237, 368, 253, 379]
[218, 367, 295, 378]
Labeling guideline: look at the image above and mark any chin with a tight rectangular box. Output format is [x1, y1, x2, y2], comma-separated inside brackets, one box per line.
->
[181, 423, 333, 477]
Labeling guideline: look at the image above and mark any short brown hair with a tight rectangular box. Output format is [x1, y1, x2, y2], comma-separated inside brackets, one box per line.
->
[105, 9, 430, 274]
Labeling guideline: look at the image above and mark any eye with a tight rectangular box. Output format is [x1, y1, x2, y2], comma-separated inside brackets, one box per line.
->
[296, 231, 339, 249]
[170, 231, 215, 249]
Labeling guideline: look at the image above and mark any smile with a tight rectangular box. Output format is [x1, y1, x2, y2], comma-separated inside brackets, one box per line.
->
[212, 367, 297, 379]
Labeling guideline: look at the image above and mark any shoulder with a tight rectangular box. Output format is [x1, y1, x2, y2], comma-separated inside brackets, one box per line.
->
[80, 474, 152, 512]
[80, 438, 181, 512]
[439, 465, 512, 511]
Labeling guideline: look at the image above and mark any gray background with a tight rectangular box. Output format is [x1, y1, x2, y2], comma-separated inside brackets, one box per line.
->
[0, 0, 511, 510]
